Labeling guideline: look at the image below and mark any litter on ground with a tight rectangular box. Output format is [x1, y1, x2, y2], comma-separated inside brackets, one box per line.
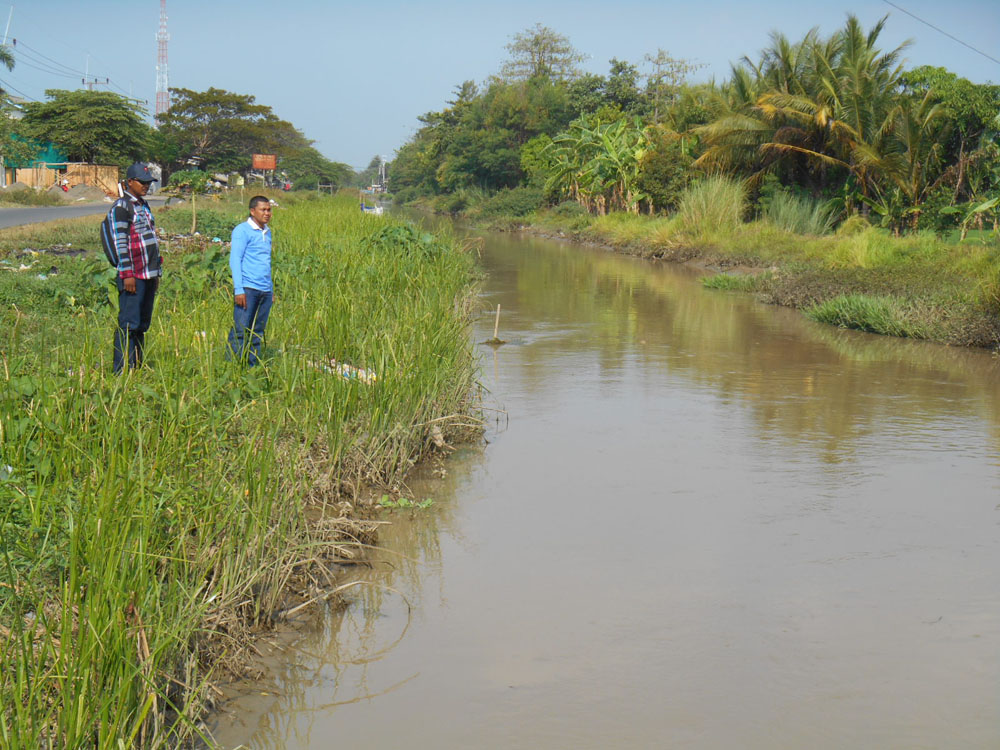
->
[311, 358, 377, 384]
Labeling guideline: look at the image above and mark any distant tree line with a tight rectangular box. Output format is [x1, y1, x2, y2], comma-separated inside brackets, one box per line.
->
[391, 19, 1000, 234]
[0, 72, 354, 190]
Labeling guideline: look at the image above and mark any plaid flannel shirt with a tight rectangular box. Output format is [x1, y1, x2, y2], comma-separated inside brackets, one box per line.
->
[115, 191, 161, 279]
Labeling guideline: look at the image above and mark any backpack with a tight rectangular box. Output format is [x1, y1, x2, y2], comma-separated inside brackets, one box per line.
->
[99, 196, 134, 268]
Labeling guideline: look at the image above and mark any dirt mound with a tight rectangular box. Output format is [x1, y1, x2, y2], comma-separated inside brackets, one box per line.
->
[67, 184, 108, 201]
[4, 181, 31, 192]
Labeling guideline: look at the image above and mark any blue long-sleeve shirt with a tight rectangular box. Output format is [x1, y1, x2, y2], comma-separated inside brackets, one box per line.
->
[230, 218, 272, 295]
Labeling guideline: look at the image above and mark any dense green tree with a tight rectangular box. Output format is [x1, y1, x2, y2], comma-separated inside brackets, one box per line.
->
[605, 58, 643, 114]
[500, 24, 586, 82]
[392, 76, 574, 196]
[520, 134, 555, 189]
[567, 74, 608, 116]
[351, 154, 385, 188]
[644, 49, 704, 124]
[155, 87, 310, 174]
[0, 48, 35, 168]
[391, 16, 992, 232]
[21, 89, 151, 166]
[282, 146, 353, 190]
[637, 126, 693, 211]
[900, 66, 1000, 202]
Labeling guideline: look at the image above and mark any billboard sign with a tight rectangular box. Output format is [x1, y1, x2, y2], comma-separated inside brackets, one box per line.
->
[252, 154, 277, 170]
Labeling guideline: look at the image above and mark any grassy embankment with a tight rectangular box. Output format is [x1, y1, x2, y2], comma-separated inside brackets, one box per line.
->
[0, 192, 479, 747]
[435, 178, 1000, 348]
[0, 188, 69, 207]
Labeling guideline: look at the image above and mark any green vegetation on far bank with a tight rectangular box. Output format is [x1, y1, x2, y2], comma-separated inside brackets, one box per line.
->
[0, 192, 479, 747]
[452, 176, 1000, 348]
[388, 18, 999, 346]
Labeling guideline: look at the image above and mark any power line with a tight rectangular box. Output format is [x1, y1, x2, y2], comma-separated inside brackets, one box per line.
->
[0, 76, 38, 101]
[880, 0, 1000, 66]
[11, 52, 82, 80]
[12, 38, 86, 76]
[11, 37, 135, 95]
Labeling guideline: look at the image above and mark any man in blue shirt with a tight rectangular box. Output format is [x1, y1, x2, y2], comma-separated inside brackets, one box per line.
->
[227, 196, 273, 366]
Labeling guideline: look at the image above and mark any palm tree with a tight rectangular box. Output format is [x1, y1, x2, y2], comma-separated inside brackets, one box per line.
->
[695, 15, 914, 200]
[0, 44, 14, 98]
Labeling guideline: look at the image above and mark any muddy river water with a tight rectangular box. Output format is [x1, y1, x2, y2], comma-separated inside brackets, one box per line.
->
[212, 227, 1000, 749]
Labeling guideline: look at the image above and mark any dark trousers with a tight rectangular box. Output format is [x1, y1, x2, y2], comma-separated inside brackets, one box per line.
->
[227, 287, 273, 366]
[113, 276, 158, 373]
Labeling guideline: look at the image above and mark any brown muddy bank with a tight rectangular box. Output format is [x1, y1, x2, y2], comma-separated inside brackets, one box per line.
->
[472, 216, 1000, 350]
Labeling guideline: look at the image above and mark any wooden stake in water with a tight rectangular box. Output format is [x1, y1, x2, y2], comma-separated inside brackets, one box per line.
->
[485, 304, 506, 346]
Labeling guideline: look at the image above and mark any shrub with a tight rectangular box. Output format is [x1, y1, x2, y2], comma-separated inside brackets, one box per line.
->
[474, 187, 544, 217]
[167, 169, 209, 191]
[677, 176, 747, 235]
[392, 186, 421, 205]
[550, 200, 588, 217]
[0, 189, 64, 207]
[918, 183, 964, 236]
[433, 187, 487, 215]
[636, 128, 693, 212]
[975, 248, 1000, 313]
[764, 191, 836, 235]
[835, 214, 871, 236]
[827, 227, 900, 269]
[157, 206, 242, 238]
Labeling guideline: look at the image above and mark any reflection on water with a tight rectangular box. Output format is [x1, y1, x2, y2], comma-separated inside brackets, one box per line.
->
[211, 227, 1000, 749]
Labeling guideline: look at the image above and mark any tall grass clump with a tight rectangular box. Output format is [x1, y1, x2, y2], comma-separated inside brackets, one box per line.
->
[0, 193, 479, 747]
[804, 294, 928, 338]
[588, 212, 650, 246]
[972, 247, 1000, 313]
[764, 191, 836, 236]
[701, 272, 766, 292]
[677, 176, 747, 237]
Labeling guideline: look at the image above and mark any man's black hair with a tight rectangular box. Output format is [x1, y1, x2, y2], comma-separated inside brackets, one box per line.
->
[249, 195, 270, 210]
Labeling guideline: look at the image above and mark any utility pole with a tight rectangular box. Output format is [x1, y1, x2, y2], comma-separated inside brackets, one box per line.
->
[82, 56, 109, 91]
[2, 6, 13, 46]
[155, 0, 169, 118]
[1, 6, 11, 188]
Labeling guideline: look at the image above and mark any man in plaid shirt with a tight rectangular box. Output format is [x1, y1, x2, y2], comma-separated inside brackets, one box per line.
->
[113, 162, 162, 373]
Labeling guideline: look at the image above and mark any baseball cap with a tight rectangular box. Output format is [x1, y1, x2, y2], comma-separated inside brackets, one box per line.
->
[126, 163, 155, 182]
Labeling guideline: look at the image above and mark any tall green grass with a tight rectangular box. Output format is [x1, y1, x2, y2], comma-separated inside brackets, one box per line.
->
[701, 272, 765, 292]
[0, 194, 478, 747]
[763, 191, 836, 236]
[677, 176, 747, 236]
[804, 294, 929, 338]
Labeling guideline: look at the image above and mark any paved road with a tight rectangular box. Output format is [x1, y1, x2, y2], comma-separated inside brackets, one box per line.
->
[0, 197, 169, 229]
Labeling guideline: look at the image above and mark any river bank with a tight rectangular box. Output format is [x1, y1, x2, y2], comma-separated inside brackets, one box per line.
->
[416, 196, 1000, 349]
[207, 220, 1000, 749]
[0, 193, 479, 747]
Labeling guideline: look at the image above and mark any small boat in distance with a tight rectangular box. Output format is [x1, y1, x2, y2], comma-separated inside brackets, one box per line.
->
[360, 188, 384, 216]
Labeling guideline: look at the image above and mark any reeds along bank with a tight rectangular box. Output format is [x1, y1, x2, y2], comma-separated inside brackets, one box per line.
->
[0, 194, 479, 748]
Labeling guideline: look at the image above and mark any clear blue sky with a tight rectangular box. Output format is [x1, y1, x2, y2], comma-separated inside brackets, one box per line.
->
[3, 1, 998, 170]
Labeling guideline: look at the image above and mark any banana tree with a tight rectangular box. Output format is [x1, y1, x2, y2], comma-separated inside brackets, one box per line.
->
[959, 196, 999, 239]
[545, 115, 650, 214]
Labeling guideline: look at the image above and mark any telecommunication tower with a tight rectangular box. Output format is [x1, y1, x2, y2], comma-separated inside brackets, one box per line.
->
[155, 0, 170, 117]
